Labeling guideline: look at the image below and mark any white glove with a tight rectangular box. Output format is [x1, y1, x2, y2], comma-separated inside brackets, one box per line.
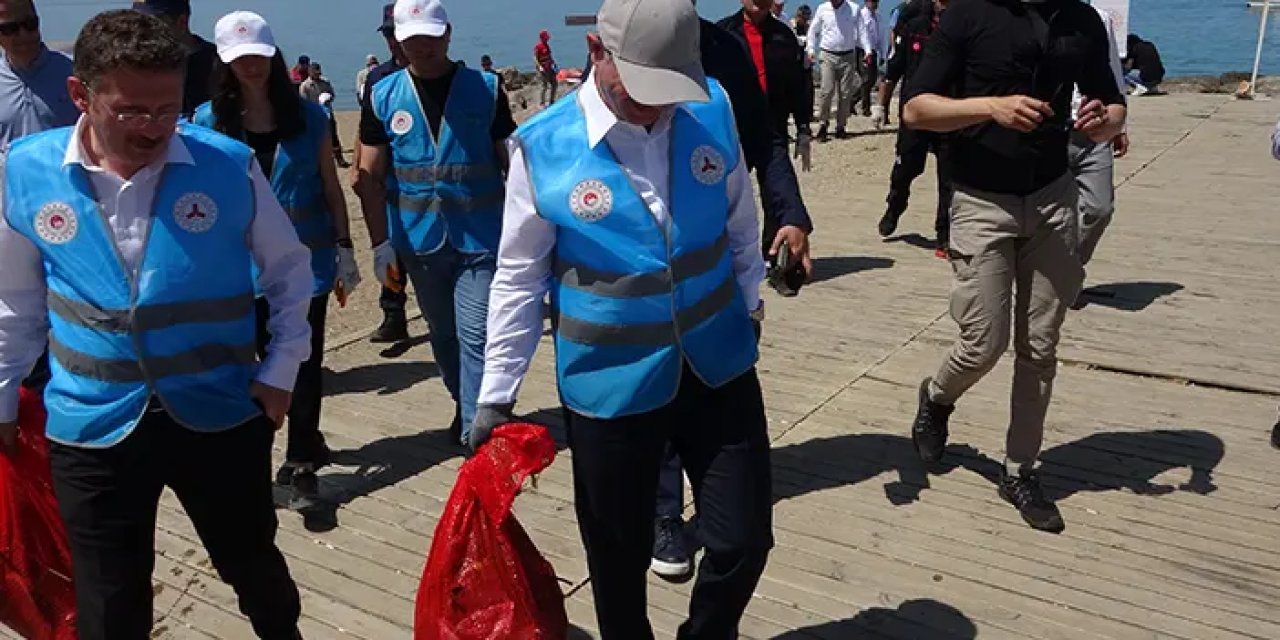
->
[372, 240, 398, 289]
[871, 105, 886, 130]
[794, 132, 812, 172]
[334, 246, 361, 305]
[318, 92, 334, 106]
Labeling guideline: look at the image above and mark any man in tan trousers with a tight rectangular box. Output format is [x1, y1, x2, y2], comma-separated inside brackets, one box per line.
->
[901, 0, 1126, 533]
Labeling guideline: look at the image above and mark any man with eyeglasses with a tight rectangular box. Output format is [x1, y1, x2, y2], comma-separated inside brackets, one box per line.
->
[903, 0, 1125, 533]
[0, 10, 311, 638]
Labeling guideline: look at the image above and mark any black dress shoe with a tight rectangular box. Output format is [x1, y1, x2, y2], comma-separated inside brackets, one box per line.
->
[370, 314, 409, 343]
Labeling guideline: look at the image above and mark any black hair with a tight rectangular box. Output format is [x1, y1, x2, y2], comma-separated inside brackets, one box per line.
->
[73, 10, 185, 88]
[209, 50, 306, 141]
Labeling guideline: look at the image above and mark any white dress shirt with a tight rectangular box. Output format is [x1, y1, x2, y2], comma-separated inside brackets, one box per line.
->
[807, 0, 867, 56]
[1071, 6, 1127, 129]
[857, 5, 885, 59]
[0, 117, 314, 423]
[478, 72, 766, 407]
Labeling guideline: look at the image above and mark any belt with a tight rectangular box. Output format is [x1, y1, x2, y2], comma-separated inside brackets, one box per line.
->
[822, 48, 856, 56]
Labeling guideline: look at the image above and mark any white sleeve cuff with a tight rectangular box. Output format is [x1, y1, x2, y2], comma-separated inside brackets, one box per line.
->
[478, 370, 522, 407]
[256, 356, 302, 393]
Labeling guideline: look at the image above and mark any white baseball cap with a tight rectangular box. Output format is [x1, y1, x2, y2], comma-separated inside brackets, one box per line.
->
[394, 0, 448, 43]
[214, 11, 277, 63]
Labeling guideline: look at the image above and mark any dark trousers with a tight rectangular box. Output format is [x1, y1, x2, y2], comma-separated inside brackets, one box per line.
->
[567, 368, 773, 640]
[50, 410, 301, 639]
[327, 111, 343, 159]
[20, 348, 50, 391]
[656, 444, 684, 520]
[889, 126, 954, 244]
[856, 50, 879, 115]
[380, 258, 408, 316]
[255, 294, 329, 464]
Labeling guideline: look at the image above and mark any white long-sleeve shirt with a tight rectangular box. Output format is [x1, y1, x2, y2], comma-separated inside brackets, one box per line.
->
[857, 5, 885, 59]
[477, 72, 766, 407]
[0, 117, 314, 423]
[1072, 6, 1127, 128]
[807, 0, 869, 56]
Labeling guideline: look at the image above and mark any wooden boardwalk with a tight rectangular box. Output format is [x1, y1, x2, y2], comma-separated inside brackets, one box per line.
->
[70, 93, 1280, 639]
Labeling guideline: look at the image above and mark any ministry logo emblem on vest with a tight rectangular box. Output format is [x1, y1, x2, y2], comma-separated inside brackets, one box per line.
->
[174, 193, 218, 234]
[691, 145, 726, 186]
[570, 179, 613, 222]
[390, 110, 414, 135]
[35, 202, 78, 245]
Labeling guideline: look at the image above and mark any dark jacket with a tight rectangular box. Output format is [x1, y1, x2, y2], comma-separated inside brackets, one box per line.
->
[716, 11, 812, 136]
[1125, 35, 1165, 85]
[699, 18, 812, 233]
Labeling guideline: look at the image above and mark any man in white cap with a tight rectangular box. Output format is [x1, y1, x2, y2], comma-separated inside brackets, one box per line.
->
[470, 0, 773, 635]
[354, 0, 516, 447]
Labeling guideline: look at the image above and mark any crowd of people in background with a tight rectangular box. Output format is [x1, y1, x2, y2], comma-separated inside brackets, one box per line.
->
[0, 0, 1188, 637]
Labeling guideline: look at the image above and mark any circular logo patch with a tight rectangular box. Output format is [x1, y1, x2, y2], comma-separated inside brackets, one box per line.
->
[173, 192, 218, 234]
[390, 110, 414, 135]
[690, 145, 726, 186]
[35, 202, 78, 245]
[569, 179, 613, 222]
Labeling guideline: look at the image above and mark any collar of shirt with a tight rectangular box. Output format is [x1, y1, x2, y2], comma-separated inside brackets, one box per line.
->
[0, 45, 54, 77]
[61, 115, 195, 178]
[577, 69, 681, 150]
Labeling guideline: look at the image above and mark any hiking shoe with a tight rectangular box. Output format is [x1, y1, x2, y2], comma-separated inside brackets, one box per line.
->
[911, 378, 953, 464]
[878, 207, 903, 237]
[370, 314, 409, 343]
[1271, 419, 1280, 450]
[998, 469, 1064, 532]
[650, 517, 693, 581]
[275, 462, 300, 487]
[290, 465, 322, 511]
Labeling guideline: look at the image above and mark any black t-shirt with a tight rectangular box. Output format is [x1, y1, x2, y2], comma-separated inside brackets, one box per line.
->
[245, 129, 280, 176]
[358, 63, 517, 147]
[906, 0, 1125, 195]
[184, 35, 218, 119]
[1127, 38, 1164, 85]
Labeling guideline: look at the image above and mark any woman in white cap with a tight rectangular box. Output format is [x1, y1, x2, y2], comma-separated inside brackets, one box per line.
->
[192, 10, 361, 514]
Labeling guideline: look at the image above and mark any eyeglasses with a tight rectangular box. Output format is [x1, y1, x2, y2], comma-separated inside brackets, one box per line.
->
[85, 88, 181, 130]
[0, 17, 39, 37]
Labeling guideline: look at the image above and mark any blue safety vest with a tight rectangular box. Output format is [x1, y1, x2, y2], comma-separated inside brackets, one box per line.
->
[371, 66, 505, 255]
[515, 80, 759, 419]
[191, 100, 336, 295]
[4, 126, 262, 446]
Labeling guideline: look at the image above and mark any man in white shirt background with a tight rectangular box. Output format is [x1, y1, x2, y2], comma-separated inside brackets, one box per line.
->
[0, 11, 311, 638]
[855, 0, 883, 118]
[806, 0, 868, 140]
[469, 0, 773, 635]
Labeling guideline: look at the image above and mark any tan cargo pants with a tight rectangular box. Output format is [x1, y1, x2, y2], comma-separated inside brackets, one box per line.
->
[927, 174, 1085, 464]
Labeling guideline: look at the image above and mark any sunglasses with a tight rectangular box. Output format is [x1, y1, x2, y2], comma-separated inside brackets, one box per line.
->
[0, 17, 39, 36]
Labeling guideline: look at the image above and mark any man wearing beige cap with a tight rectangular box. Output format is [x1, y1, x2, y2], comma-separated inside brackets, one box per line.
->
[471, 0, 773, 635]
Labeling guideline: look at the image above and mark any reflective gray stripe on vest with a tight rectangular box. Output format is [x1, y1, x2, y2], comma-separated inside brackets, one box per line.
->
[554, 234, 729, 298]
[555, 276, 738, 347]
[398, 191, 506, 215]
[48, 291, 256, 334]
[394, 164, 501, 184]
[48, 337, 257, 383]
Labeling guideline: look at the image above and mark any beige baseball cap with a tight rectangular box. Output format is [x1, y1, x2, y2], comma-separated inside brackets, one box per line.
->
[596, 0, 707, 105]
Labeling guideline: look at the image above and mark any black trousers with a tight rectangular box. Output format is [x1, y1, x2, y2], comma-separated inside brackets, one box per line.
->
[327, 111, 343, 159]
[49, 410, 301, 639]
[857, 50, 880, 115]
[889, 126, 954, 244]
[656, 444, 683, 521]
[567, 367, 773, 640]
[20, 348, 50, 391]
[255, 294, 329, 464]
[379, 258, 408, 316]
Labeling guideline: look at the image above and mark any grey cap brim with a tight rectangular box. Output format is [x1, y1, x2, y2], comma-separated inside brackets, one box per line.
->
[613, 57, 709, 106]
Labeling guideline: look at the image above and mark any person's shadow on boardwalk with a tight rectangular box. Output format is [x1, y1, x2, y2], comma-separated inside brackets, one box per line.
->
[771, 433, 955, 506]
[1074, 281, 1183, 311]
[771, 428, 1224, 509]
[809, 256, 895, 284]
[949, 429, 1225, 501]
[772, 599, 976, 639]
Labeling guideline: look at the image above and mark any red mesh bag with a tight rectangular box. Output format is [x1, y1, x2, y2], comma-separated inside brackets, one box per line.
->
[0, 388, 75, 639]
[414, 423, 568, 640]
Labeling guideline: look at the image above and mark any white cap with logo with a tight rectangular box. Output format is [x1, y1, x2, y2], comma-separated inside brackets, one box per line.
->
[214, 11, 277, 64]
[394, 0, 448, 43]
[597, 0, 707, 106]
